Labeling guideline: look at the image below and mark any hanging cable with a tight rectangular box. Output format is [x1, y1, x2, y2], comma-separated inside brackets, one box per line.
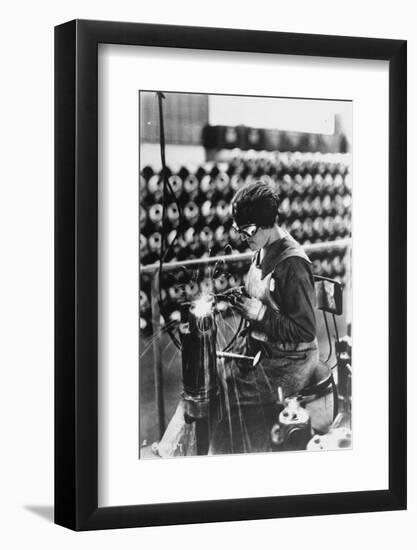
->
[156, 93, 184, 263]
[156, 91, 181, 349]
[322, 310, 333, 363]
[330, 374, 339, 419]
[331, 313, 341, 368]
[222, 315, 246, 352]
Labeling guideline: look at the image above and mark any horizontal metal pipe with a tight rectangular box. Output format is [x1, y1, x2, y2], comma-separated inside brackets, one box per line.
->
[140, 238, 351, 274]
[217, 350, 261, 367]
[217, 351, 254, 362]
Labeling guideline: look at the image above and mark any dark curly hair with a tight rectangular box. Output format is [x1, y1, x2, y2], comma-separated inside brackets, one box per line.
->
[231, 180, 280, 228]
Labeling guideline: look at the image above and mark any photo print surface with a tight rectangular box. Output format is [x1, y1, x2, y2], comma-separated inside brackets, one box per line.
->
[139, 91, 352, 459]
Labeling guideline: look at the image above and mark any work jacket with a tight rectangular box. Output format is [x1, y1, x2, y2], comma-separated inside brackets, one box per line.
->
[230, 231, 319, 404]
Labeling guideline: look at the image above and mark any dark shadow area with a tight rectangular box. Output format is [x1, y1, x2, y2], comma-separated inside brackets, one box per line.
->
[24, 505, 54, 523]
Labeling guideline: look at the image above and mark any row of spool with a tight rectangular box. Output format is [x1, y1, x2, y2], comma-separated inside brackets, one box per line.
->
[139, 152, 351, 334]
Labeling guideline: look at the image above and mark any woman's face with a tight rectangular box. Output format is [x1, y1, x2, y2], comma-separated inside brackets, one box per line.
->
[242, 226, 271, 251]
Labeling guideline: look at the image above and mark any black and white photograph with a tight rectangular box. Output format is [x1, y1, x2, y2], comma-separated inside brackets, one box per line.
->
[0, 1, 410, 543]
[139, 91, 352, 458]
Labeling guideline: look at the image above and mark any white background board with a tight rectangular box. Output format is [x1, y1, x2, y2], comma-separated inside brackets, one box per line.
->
[99, 45, 388, 506]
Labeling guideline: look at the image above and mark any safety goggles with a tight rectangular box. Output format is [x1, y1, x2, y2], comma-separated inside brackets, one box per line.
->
[232, 223, 259, 238]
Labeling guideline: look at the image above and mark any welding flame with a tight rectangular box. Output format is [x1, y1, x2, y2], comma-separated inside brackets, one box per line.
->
[191, 293, 213, 318]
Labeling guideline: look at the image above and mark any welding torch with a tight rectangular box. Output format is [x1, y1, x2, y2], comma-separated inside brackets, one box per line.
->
[214, 286, 249, 304]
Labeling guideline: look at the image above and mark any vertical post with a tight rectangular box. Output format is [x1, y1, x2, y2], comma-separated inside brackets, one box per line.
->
[150, 271, 165, 438]
[346, 240, 352, 333]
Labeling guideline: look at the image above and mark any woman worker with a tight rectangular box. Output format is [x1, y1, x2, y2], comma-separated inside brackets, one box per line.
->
[210, 179, 334, 454]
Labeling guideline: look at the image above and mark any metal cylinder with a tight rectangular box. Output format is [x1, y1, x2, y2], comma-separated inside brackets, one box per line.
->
[180, 296, 218, 420]
[271, 397, 312, 451]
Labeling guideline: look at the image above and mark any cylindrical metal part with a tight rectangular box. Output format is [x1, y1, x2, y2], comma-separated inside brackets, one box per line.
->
[180, 298, 218, 420]
[271, 397, 311, 451]
[216, 350, 261, 367]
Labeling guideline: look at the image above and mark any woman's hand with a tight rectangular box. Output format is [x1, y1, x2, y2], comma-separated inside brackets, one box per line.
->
[233, 295, 266, 321]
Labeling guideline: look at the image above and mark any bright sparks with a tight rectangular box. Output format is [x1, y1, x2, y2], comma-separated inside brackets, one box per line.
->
[191, 294, 213, 318]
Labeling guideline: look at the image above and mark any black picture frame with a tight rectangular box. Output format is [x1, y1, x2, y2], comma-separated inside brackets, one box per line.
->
[55, 19, 407, 531]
